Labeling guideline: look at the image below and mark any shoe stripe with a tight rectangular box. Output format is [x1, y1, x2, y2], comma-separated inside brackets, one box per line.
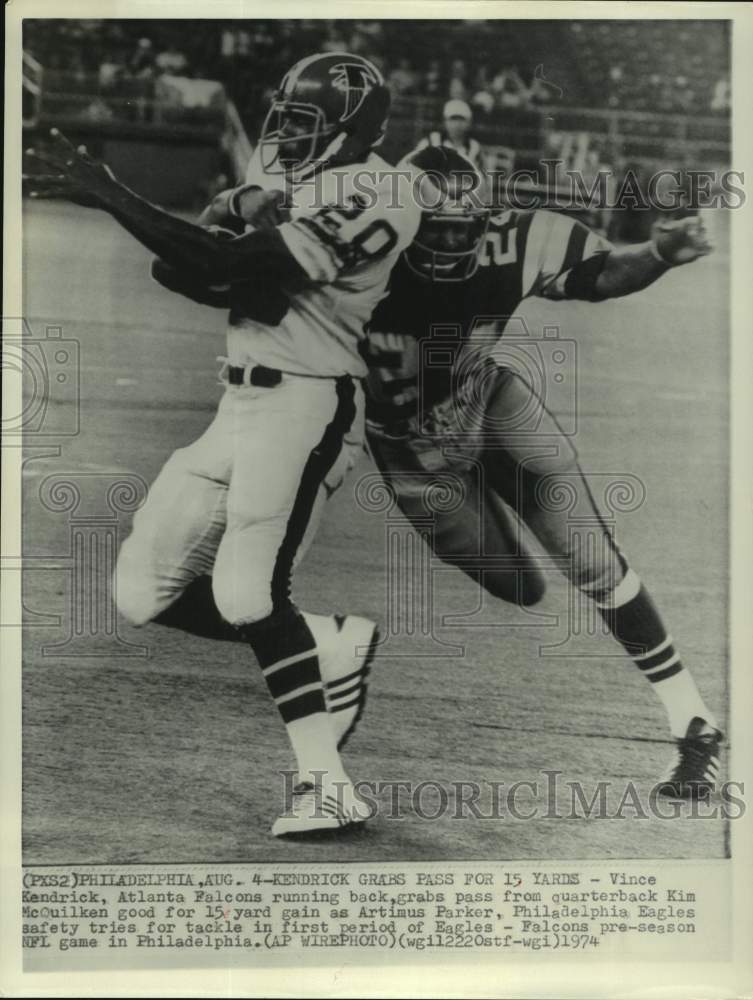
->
[330, 693, 362, 714]
[322, 805, 349, 821]
[324, 666, 364, 690]
[327, 679, 363, 703]
[336, 625, 379, 752]
[283, 801, 365, 824]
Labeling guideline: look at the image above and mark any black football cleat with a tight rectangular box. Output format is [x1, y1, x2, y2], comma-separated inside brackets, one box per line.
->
[657, 717, 723, 800]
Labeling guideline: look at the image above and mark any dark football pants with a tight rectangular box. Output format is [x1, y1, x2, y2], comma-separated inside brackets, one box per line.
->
[367, 369, 623, 606]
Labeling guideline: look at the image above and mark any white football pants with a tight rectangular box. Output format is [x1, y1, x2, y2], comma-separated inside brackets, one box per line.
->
[115, 374, 364, 627]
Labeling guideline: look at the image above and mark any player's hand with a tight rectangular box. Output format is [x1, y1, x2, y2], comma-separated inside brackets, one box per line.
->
[651, 216, 714, 266]
[233, 187, 291, 231]
[22, 171, 103, 207]
[24, 128, 118, 205]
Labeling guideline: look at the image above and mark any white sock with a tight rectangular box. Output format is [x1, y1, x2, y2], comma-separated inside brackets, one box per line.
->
[649, 669, 717, 738]
[286, 714, 350, 787]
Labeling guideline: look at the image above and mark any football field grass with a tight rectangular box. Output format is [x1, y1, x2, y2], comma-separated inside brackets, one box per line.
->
[20, 201, 730, 862]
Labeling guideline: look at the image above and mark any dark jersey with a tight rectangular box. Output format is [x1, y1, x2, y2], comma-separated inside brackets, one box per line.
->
[364, 209, 611, 426]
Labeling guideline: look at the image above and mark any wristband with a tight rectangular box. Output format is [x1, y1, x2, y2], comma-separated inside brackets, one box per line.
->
[228, 183, 261, 220]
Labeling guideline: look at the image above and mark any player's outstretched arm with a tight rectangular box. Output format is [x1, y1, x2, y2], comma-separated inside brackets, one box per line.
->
[155, 189, 288, 305]
[594, 216, 713, 299]
[24, 129, 305, 287]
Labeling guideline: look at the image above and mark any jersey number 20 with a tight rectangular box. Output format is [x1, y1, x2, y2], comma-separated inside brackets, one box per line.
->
[316, 198, 398, 268]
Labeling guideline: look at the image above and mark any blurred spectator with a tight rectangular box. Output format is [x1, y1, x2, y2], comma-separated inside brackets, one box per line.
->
[321, 24, 348, 53]
[448, 60, 468, 101]
[388, 57, 418, 96]
[83, 96, 114, 122]
[220, 28, 252, 59]
[424, 59, 443, 97]
[155, 43, 189, 76]
[606, 64, 623, 108]
[130, 37, 155, 77]
[411, 98, 485, 172]
[98, 53, 123, 90]
[491, 66, 529, 108]
[711, 76, 730, 112]
[675, 77, 695, 115]
[472, 88, 494, 115]
[528, 65, 561, 105]
[658, 79, 675, 114]
[348, 21, 383, 57]
[470, 65, 494, 113]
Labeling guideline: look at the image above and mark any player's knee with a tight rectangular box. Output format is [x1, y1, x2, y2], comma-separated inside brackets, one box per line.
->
[571, 549, 626, 598]
[517, 571, 547, 606]
[482, 567, 547, 606]
[211, 570, 272, 627]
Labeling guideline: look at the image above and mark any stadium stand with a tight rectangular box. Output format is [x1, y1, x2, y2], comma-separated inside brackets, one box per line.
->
[22, 19, 731, 209]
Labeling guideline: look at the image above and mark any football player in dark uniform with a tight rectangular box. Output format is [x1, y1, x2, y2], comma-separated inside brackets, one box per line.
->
[364, 146, 721, 799]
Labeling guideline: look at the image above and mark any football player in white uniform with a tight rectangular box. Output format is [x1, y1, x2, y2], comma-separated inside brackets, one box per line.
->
[25, 53, 422, 836]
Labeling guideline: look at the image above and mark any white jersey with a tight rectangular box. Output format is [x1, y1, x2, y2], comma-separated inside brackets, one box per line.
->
[226, 151, 421, 378]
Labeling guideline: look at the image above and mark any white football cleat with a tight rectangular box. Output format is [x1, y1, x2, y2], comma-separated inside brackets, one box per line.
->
[271, 779, 372, 838]
[303, 613, 379, 749]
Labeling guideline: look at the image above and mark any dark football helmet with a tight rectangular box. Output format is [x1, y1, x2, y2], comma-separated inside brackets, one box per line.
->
[260, 52, 390, 178]
[404, 146, 491, 282]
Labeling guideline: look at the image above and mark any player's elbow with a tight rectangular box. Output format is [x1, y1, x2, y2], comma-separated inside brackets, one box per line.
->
[191, 242, 238, 284]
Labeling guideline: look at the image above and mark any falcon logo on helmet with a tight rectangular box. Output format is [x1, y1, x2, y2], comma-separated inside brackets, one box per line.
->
[403, 146, 492, 282]
[260, 52, 390, 180]
[330, 60, 381, 121]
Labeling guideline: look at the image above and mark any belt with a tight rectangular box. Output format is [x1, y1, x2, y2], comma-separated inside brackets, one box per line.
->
[226, 364, 283, 388]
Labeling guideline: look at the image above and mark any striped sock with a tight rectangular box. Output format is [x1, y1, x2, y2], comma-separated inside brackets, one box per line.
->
[239, 607, 348, 784]
[591, 569, 716, 738]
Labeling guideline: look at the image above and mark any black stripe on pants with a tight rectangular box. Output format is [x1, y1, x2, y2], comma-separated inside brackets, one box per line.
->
[239, 376, 357, 725]
[271, 375, 356, 611]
